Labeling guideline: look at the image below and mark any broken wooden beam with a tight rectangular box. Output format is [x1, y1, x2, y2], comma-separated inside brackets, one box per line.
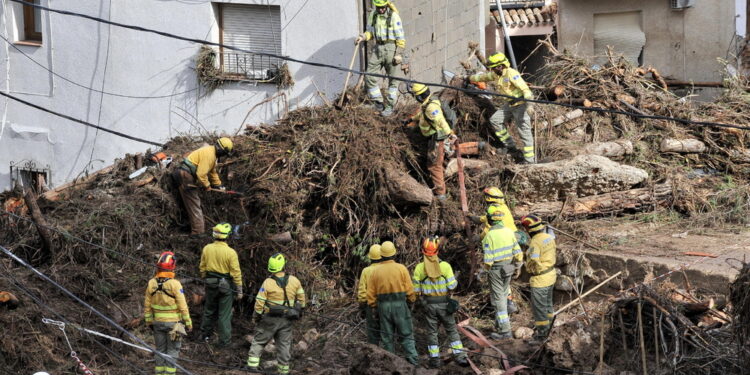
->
[659, 138, 707, 153]
[515, 182, 673, 219]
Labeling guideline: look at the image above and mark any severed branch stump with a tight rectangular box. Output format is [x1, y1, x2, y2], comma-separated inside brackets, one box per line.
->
[23, 188, 53, 260]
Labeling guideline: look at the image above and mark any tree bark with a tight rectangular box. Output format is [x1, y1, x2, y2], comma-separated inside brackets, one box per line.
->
[384, 168, 433, 206]
[24, 188, 53, 260]
[660, 138, 707, 153]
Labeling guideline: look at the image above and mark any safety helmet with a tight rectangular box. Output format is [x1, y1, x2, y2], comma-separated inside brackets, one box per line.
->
[487, 52, 510, 68]
[380, 241, 397, 257]
[373, 0, 389, 7]
[157, 251, 176, 271]
[212, 222, 232, 240]
[33, 373, 51, 375]
[520, 214, 545, 232]
[410, 83, 429, 96]
[422, 236, 440, 257]
[216, 137, 234, 156]
[268, 253, 286, 273]
[368, 244, 382, 261]
[483, 187, 505, 203]
[486, 205, 505, 224]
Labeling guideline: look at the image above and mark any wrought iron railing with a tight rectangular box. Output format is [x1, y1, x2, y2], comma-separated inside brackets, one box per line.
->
[220, 52, 280, 81]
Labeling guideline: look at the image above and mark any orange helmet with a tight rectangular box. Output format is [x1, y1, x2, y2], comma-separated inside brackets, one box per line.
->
[157, 251, 176, 271]
[422, 236, 440, 257]
[520, 214, 545, 232]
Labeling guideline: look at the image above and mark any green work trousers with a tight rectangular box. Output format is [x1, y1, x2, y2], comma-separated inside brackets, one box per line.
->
[531, 285, 554, 338]
[489, 102, 534, 163]
[424, 302, 467, 360]
[364, 43, 402, 109]
[365, 303, 381, 345]
[488, 265, 513, 334]
[377, 298, 419, 364]
[200, 277, 234, 345]
[153, 321, 180, 375]
[247, 315, 293, 374]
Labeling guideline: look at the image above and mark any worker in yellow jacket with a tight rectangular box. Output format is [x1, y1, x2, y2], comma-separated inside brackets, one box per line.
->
[412, 237, 469, 368]
[357, 244, 382, 345]
[199, 222, 242, 348]
[481, 206, 523, 340]
[469, 53, 536, 163]
[246, 253, 306, 375]
[355, 0, 406, 116]
[367, 241, 419, 365]
[144, 251, 192, 375]
[520, 214, 557, 342]
[171, 137, 234, 235]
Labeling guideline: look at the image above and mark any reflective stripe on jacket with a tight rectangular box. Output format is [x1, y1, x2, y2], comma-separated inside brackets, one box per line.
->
[469, 68, 532, 103]
[185, 145, 221, 188]
[357, 263, 380, 303]
[367, 260, 416, 307]
[526, 232, 557, 288]
[254, 273, 306, 314]
[480, 203, 517, 239]
[199, 240, 242, 287]
[365, 9, 406, 48]
[143, 272, 191, 326]
[412, 261, 457, 297]
[411, 98, 452, 139]
[481, 224, 522, 266]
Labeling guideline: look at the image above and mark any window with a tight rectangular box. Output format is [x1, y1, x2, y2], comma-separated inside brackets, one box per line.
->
[218, 3, 282, 81]
[10, 161, 50, 193]
[22, 0, 43, 43]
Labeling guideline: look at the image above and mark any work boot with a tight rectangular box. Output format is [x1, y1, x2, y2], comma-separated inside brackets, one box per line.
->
[455, 357, 470, 367]
[372, 101, 385, 112]
[381, 106, 394, 117]
[489, 332, 512, 341]
[428, 357, 442, 368]
[407, 357, 420, 367]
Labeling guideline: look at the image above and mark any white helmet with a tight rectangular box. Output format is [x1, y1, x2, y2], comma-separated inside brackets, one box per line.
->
[33, 372, 51, 375]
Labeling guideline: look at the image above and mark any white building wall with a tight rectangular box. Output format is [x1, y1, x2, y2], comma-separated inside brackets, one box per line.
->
[0, 0, 359, 190]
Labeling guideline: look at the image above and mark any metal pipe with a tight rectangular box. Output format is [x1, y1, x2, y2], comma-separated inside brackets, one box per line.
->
[493, 0, 518, 69]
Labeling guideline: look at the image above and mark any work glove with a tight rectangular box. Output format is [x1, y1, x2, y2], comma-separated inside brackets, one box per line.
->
[235, 285, 243, 301]
[392, 54, 403, 65]
[355, 33, 367, 45]
[169, 323, 187, 341]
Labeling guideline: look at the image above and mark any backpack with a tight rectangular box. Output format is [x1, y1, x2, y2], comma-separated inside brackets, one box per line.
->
[150, 277, 175, 299]
[267, 275, 301, 320]
[424, 99, 457, 128]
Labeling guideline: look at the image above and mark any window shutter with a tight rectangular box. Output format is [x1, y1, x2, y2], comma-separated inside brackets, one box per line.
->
[221, 4, 282, 79]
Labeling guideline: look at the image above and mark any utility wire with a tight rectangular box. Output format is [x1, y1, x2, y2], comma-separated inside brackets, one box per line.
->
[0, 35, 198, 99]
[0, 90, 164, 146]
[13, 0, 750, 132]
[1, 211, 590, 374]
[0, 263, 149, 375]
[0, 244, 195, 375]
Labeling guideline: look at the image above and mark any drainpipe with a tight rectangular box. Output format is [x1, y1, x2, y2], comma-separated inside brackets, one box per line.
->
[494, 0, 518, 69]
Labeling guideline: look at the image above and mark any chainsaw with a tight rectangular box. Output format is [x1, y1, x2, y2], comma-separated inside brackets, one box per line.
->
[443, 70, 492, 100]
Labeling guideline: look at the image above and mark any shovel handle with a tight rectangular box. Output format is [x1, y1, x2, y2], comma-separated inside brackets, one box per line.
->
[338, 41, 361, 107]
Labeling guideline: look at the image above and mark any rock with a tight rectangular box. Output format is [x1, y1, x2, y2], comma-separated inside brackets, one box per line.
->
[508, 155, 648, 201]
[546, 320, 598, 370]
[444, 158, 493, 178]
[348, 343, 438, 374]
[269, 231, 293, 243]
[264, 340, 276, 353]
[303, 328, 320, 343]
[555, 275, 574, 292]
[244, 335, 254, 344]
[295, 340, 309, 352]
[514, 327, 534, 339]
[384, 168, 433, 206]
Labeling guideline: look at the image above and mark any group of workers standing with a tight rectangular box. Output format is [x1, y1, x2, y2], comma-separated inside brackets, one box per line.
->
[142, 223, 304, 375]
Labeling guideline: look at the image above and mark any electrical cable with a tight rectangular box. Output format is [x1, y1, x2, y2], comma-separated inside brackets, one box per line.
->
[0, 244, 195, 375]
[0, 34, 198, 99]
[12, 0, 750, 132]
[0, 90, 164, 147]
[0, 262, 150, 375]
[1, 211, 590, 373]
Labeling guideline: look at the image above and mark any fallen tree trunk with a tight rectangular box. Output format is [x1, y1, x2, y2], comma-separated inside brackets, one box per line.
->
[660, 138, 707, 153]
[42, 165, 115, 202]
[445, 158, 492, 178]
[515, 182, 672, 219]
[539, 109, 584, 129]
[555, 98, 592, 107]
[383, 168, 433, 206]
[581, 140, 633, 158]
[24, 188, 53, 260]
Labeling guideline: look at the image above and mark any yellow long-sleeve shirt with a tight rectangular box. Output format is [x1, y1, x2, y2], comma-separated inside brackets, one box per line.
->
[481, 224, 523, 268]
[410, 98, 453, 139]
[357, 263, 380, 303]
[479, 203, 517, 240]
[199, 241, 242, 287]
[367, 260, 416, 307]
[254, 273, 306, 314]
[412, 260, 457, 297]
[185, 145, 222, 188]
[526, 232, 557, 288]
[143, 272, 192, 326]
[364, 8, 406, 49]
[469, 68, 532, 104]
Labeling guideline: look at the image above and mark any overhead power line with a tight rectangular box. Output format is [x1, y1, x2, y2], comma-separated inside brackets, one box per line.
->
[13, 0, 750, 132]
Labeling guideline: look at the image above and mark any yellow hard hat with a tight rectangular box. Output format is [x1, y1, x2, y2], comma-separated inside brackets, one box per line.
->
[373, 0, 389, 7]
[380, 241, 397, 257]
[487, 52, 510, 68]
[410, 83, 429, 96]
[486, 205, 505, 223]
[212, 222, 232, 240]
[521, 214, 545, 232]
[268, 253, 286, 273]
[216, 137, 234, 155]
[483, 187, 505, 203]
[368, 244, 382, 261]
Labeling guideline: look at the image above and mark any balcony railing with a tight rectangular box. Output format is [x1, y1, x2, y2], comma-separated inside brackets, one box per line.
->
[220, 52, 280, 81]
